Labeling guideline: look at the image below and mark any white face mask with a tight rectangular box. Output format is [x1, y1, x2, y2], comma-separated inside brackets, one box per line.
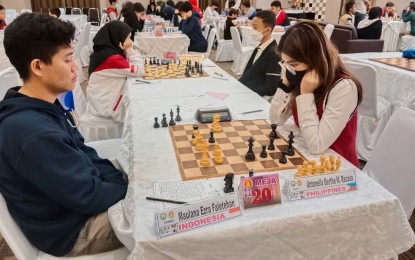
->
[250, 28, 267, 42]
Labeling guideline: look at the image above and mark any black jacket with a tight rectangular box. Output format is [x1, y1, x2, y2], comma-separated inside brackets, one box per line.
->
[0, 87, 127, 256]
[357, 19, 382, 39]
[239, 40, 281, 96]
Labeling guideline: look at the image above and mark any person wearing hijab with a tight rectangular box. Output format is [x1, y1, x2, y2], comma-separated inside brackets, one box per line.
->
[85, 21, 144, 123]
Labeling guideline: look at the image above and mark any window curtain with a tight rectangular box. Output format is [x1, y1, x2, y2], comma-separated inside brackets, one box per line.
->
[31, 0, 99, 11]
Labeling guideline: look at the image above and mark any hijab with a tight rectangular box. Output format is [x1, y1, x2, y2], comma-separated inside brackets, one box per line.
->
[89, 21, 132, 75]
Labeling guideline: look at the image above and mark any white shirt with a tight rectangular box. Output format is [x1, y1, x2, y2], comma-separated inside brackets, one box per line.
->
[202, 6, 220, 26]
[241, 6, 256, 18]
[253, 37, 273, 63]
[355, 0, 366, 14]
[225, 0, 241, 10]
[269, 78, 358, 154]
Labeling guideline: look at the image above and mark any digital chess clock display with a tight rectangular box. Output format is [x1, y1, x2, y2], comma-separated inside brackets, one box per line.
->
[197, 107, 232, 123]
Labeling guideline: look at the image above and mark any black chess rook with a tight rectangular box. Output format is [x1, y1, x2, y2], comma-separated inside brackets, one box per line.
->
[260, 145, 268, 158]
[279, 151, 288, 164]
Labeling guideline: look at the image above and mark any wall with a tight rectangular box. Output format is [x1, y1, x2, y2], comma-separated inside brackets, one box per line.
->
[324, 0, 341, 24]
[0, 0, 32, 10]
[374, 0, 409, 17]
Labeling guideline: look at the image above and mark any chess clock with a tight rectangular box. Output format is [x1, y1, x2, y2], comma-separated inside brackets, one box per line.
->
[196, 107, 232, 123]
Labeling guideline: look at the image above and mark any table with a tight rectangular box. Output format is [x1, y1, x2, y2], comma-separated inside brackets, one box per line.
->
[381, 20, 411, 52]
[60, 14, 88, 31]
[341, 52, 415, 112]
[108, 59, 415, 259]
[135, 34, 190, 58]
[239, 26, 285, 47]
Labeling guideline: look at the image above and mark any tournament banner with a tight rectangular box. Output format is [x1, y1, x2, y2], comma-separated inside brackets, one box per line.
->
[287, 170, 357, 200]
[154, 193, 242, 238]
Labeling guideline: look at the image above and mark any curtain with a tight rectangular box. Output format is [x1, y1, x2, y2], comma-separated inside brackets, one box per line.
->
[31, 0, 99, 11]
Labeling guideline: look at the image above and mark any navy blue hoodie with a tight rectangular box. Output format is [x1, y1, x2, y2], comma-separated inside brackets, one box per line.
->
[179, 12, 208, 50]
[0, 87, 128, 256]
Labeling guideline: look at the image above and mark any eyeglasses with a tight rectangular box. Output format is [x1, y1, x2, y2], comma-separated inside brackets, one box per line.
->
[278, 60, 296, 75]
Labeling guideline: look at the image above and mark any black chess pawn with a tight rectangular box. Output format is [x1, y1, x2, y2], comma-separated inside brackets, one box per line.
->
[175, 106, 182, 121]
[169, 109, 176, 126]
[268, 137, 275, 150]
[209, 131, 215, 143]
[223, 173, 234, 193]
[248, 169, 254, 177]
[157, 59, 161, 65]
[191, 66, 195, 74]
[185, 68, 190, 77]
[153, 117, 160, 128]
[260, 145, 268, 158]
[269, 124, 277, 139]
[161, 113, 168, 127]
[145, 59, 148, 65]
[245, 137, 255, 161]
[192, 124, 198, 139]
[279, 151, 288, 164]
[199, 64, 203, 75]
[285, 131, 295, 156]
[149, 58, 153, 65]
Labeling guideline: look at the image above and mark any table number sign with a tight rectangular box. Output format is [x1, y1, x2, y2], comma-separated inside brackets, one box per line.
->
[154, 193, 242, 238]
[239, 173, 281, 209]
[286, 170, 357, 201]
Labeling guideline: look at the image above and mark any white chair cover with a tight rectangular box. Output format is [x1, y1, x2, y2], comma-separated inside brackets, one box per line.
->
[214, 21, 234, 62]
[100, 13, 108, 26]
[323, 24, 334, 39]
[20, 9, 32, 14]
[74, 26, 88, 83]
[78, 115, 124, 142]
[401, 35, 415, 51]
[80, 22, 91, 67]
[344, 61, 392, 161]
[59, 8, 65, 16]
[202, 24, 210, 39]
[5, 9, 16, 24]
[0, 184, 130, 260]
[0, 67, 19, 100]
[188, 28, 216, 59]
[230, 27, 255, 75]
[71, 8, 82, 15]
[86, 138, 122, 160]
[363, 107, 415, 219]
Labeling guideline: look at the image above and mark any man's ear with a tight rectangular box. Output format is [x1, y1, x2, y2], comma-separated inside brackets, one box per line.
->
[30, 59, 44, 78]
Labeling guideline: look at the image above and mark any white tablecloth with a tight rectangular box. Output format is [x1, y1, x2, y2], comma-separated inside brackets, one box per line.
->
[60, 14, 88, 31]
[135, 34, 190, 58]
[381, 20, 411, 52]
[341, 52, 415, 112]
[239, 26, 285, 47]
[107, 59, 415, 259]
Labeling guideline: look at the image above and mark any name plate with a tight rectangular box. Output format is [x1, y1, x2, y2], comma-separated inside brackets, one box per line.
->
[154, 193, 242, 238]
[287, 170, 357, 200]
[239, 173, 281, 209]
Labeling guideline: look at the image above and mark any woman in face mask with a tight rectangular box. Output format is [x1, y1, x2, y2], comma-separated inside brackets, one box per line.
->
[269, 21, 363, 167]
[107, 0, 119, 21]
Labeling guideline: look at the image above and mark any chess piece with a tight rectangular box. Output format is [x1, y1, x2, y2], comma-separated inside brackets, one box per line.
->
[153, 117, 160, 128]
[175, 106, 182, 121]
[185, 68, 190, 77]
[213, 143, 221, 157]
[212, 113, 222, 133]
[166, 63, 169, 70]
[245, 137, 255, 161]
[249, 169, 254, 177]
[214, 152, 224, 164]
[335, 157, 342, 171]
[149, 58, 153, 65]
[269, 124, 277, 139]
[161, 113, 168, 127]
[195, 135, 204, 151]
[279, 151, 287, 164]
[192, 124, 199, 139]
[260, 145, 268, 158]
[268, 136, 275, 150]
[157, 59, 160, 65]
[200, 141, 210, 167]
[223, 173, 234, 193]
[199, 64, 203, 75]
[145, 59, 147, 65]
[285, 131, 295, 156]
[209, 131, 215, 143]
[169, 109, 176, 126]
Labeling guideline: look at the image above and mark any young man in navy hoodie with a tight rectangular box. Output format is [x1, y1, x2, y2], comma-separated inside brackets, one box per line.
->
[0, 13, 127, 256]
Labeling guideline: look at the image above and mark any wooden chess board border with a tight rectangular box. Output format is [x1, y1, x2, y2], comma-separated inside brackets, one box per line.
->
[169, 120, 309, 181]
[144, 65, 209, 80]
[370, 57, 415, 73]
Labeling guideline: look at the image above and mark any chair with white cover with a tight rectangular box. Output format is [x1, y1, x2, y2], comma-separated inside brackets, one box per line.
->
[214, 21, 234, 62]
[73, 25, 88, 83]
[344, 61, 392, 161]
[202, 24, 210, 39]
[86, 138, 122, 161]
[80, 22, 91, 67]
[188, 28, 217, 59]
[71, 8, 82, 15]
[363, 107, 415, 219]
[0, 67, 20, 100]
[0, 181, 129, 260]
[5, 9, 17, 24]
[230, 27, 255, 75]
[20, 9, 32, 14]
[88, 8, 100, 26]
[78, 116, 124, 142]
[59, 8, 65, 16]
[401, 35, 415, 51]
[100, 12, 108, 26]
[324, 24, 334, 39]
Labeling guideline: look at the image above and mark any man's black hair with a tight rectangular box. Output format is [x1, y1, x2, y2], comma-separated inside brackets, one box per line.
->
[386, 2, 394, 7]
[175, 1, 184, 10]
[49, 7, 61, 18]
[368, 6, 382, 19]
[179, 1, 193, 12]
[271, 1, 282, 8]
[345, 1, 355, 12]
[3, 13, 76, 81]
[212, 0, 220, 7]
[0, 5, 5, 11]
[242, 1, 251, 8]
[166, 0, 175, 7]
[410, 3, 415, 11]
[109, 0, 117, 5]
[254, 10, 276, 30]
[229, 8, 238, 16]
[133, 2, 145, 12]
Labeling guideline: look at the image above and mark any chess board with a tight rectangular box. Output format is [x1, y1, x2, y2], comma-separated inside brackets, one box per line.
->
[370, 57, 415, 73]
[303, 0, 327, 21]
[144, 64, 209, 80]
[169, 120, 308, 181]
